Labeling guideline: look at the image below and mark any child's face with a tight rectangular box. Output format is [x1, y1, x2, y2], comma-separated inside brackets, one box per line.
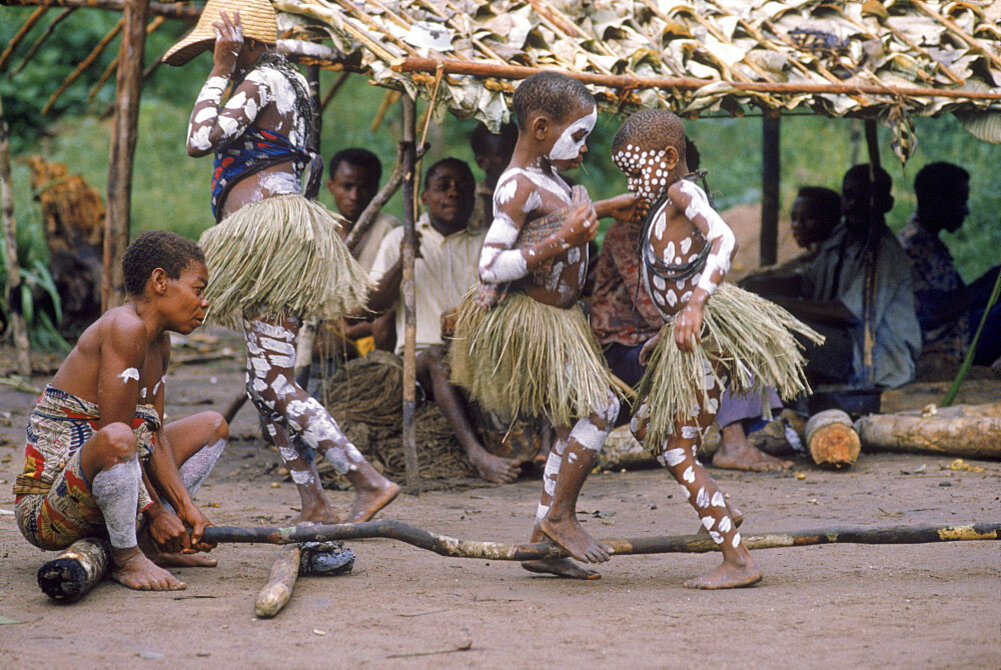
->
[546, 104, 596, 170]
[613, 142, 676, 202]
[163, 261, 210, 334]
[790, 196, 821, 248]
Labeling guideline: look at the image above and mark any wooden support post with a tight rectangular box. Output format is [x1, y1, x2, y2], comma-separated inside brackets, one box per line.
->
[101, 0, 148, 311]
[0, 98, 32, 376]
[860, 119, 882, 387]
[400, 94, 420, 495]
[760, 115, 780, 267]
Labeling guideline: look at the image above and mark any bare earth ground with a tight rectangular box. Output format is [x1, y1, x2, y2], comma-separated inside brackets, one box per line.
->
[1, 347, 1000, 669]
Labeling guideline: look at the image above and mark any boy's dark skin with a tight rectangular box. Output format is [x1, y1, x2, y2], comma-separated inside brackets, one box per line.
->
[481, 100, 636, 578]
[365, 163, 523, 484]
[51, 259, 224, 591]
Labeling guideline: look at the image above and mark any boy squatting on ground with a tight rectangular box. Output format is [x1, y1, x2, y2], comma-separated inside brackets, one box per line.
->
[612, 110, 822, 588]
[13, 231, 229, 591]
[450, 72, 637, 579]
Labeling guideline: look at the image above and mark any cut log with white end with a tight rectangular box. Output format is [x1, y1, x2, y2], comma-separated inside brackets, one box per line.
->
[805, 409, 860, 468]
[37, 537, 111, 602]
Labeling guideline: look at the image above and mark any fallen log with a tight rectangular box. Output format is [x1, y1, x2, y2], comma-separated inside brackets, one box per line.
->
[203, 519, 1001, 559]
[254, 544, 301, 619]
[856, 414, 1001, 459]
[37, 537, 111, 603]
[805, 409, 860, 468]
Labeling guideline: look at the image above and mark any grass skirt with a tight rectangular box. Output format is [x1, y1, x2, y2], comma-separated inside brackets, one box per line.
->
[637, 283, 823, 451]
[449, 289, 616, 427]
[199, 195, 373, 328]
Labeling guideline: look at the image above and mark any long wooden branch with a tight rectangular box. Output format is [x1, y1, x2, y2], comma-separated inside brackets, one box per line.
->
[10, 7, 76, 77]
[0, 0, 198, 20]
[0, 4, 50, 71]
[202, 520, 1001, 559]
[393, 57, 1001, 101]
[40, 18, 122, 115]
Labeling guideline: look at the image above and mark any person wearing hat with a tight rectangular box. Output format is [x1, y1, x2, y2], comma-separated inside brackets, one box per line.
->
[165, 0, 400, 524]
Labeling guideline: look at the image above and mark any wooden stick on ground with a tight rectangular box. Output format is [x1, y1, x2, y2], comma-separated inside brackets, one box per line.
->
[203, 519, 1001, 559]
[254, 543, 302, 618]
[0, 98, 32, 376]
[36, 537, 111, 602]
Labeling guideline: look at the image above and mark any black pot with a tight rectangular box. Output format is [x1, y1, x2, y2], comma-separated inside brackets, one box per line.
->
[807, 388, 882, 418]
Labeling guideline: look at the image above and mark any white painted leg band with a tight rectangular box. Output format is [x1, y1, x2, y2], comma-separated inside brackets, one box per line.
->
[91, 458, 141, 549]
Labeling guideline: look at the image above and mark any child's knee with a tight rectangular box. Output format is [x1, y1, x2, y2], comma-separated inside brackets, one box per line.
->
[205, 410, 229, 441]
[599, 392, 620, 426]
[96, 423, 138, 463]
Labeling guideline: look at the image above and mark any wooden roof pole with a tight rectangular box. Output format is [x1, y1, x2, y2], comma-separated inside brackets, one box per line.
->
[101, 0, 148, 311]
[0, 0, 198, 20]
[760, 115, 780, 267]
[400, 94, 420, 495]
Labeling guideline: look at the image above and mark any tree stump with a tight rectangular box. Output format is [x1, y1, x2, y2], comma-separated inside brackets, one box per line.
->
[805, 409, 860, 468]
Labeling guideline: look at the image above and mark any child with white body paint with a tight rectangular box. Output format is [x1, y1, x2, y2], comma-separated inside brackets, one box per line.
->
[450, 72, 637, 579]
[13, 231, 229, 592]
[612, 110, 821, 589]
[165, 1, 399, 524]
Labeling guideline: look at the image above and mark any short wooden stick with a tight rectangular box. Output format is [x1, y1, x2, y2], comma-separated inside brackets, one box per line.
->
[254, 543, 301, 618]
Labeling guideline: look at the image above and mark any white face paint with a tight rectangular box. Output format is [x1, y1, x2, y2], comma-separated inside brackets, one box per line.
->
[118, 368, 140, 384]
[548, 107, 596, 161]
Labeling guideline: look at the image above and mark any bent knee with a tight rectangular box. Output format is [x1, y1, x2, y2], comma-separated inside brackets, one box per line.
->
[96, 423, 138, 462]
[203, 410, 229, 441]
[598, 393, 620, 427]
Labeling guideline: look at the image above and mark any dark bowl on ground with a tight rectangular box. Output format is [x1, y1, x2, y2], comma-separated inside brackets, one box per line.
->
[807, 388, 882, 418]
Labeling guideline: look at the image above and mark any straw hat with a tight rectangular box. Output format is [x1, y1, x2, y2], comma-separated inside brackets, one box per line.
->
[163, 0, 277, 66]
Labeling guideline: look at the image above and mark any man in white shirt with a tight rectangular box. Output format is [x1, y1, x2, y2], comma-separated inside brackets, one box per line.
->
[367, 158, 522, 483]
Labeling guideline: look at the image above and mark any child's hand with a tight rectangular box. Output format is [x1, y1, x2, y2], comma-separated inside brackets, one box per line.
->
[598, 193, 641, 222]
[674, 302, 704, 352]
[179, 505, 215, 553]
[147, 506, 190, 554]
[211, 10, 243, 72]
[560, 203, 599, 246]
[638, 333, 661, 365]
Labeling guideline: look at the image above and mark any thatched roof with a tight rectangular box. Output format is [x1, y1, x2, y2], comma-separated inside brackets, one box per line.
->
[274, 0, 1001, 154]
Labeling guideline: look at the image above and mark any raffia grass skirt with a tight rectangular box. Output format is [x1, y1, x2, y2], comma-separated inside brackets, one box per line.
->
[637, 283, 824, 451]
[449, 290, 617, 427]
[198, 195, 373, 329]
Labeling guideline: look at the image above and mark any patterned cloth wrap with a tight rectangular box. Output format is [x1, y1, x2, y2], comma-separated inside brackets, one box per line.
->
[473, 184, 589, 309]
[13, 386, 160, 550]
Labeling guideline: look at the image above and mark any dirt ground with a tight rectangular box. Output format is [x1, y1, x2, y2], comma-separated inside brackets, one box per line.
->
[1, 345, 1000, 668]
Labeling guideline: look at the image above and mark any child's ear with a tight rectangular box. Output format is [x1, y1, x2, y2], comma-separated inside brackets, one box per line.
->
[663, 145, 681, 170]
[420, 189, 431, 207]
[149, 267, 169, 296]
[531, 114, 550, 142]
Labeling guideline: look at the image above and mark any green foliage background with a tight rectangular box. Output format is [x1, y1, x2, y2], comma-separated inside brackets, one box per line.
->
[2, 5, 999, 305]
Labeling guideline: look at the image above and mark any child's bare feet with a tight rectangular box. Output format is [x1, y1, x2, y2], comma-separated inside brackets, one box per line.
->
[469, 451, 521, 484]
[713, 438, 792, 472]
[293, 499, 343, 526]
[111, 547, 186, 591]
[521, 558, 601, 579]
[540, 514, 612, 563]
[683, 560, 762, 590]
[345, 479, 400, 523]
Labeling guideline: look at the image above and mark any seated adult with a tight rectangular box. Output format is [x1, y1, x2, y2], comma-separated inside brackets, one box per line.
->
[468, 122, 518, 231]
[365, 158, 523, 483]
[743, 164, 921, 389]
[13, 231, 228, 591]
[747, 186, 841, 279]
[897, 162, 1001, 366]
[326, 148, 400, 353]
[589, 187, 793, 472]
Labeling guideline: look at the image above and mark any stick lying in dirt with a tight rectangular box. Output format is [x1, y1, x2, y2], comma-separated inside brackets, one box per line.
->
[254, 544, 301, 619]
[203, 519, 1001, 559]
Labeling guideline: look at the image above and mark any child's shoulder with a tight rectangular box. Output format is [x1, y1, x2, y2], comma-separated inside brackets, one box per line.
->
[95, 306, 149, 349]
[667, 177, 709, 204]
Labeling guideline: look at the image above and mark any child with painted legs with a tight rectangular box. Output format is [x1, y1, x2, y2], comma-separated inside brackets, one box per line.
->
[165, 1, 398, 524]
[13, 232, 229, 591]
[612, 110, 821, 588]
[450, 72, 637, 579]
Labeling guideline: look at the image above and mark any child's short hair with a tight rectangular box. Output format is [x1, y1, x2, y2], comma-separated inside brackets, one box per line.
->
[123, 230, 205, 296]
[611, 109, 686, 159]
[512, 72, 595, 130]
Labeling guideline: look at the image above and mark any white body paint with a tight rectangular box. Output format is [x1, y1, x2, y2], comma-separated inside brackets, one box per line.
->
[548, 107, 596, 161]
[91, 458, 141, 549]
[118, 367, 140, 384]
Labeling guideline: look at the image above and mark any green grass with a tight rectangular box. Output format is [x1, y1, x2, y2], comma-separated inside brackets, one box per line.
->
[5, 67, 999, 283]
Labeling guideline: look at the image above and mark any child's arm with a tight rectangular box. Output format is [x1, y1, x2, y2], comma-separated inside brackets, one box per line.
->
[668, 179, 737, 351]
[186, 11, 271, 157]
[479, 174, 597, 283]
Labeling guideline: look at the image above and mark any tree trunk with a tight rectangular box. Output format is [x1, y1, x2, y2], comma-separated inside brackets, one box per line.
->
[102, 0, 148, 311]
[857, 414, 1001, 459]
[0, 99, 31, 375]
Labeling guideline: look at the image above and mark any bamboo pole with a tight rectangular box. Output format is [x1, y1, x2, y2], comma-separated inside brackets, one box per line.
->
[101, 0, 147, 311]
[202, 520, 1001, 558]
[0, 0, 198, 20]
[392, 57, 1001, 101]
[0, 4, 50, 71]
[0, 98, 32, 376]
[10, 7, 76, 78]
[400, 94, 419, 495]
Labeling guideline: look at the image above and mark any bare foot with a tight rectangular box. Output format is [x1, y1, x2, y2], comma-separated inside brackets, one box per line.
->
[521, 558, 601, 579]
[346, 480, 400, 523]
[469, 451, 521, 484]
[713, 439, 792, 472]
[683, 560, 763, 590]
[696, 503, 744, 535]
[539, 515, 612, 563]
[111, 547, 186, 591]
[293, 500, 343, 526]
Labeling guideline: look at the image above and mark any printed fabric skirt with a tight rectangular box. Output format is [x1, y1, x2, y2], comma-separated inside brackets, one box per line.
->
[636, 283, 823, 452]
[199, 194, 374, 329]
[449, 288, 618, 427]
